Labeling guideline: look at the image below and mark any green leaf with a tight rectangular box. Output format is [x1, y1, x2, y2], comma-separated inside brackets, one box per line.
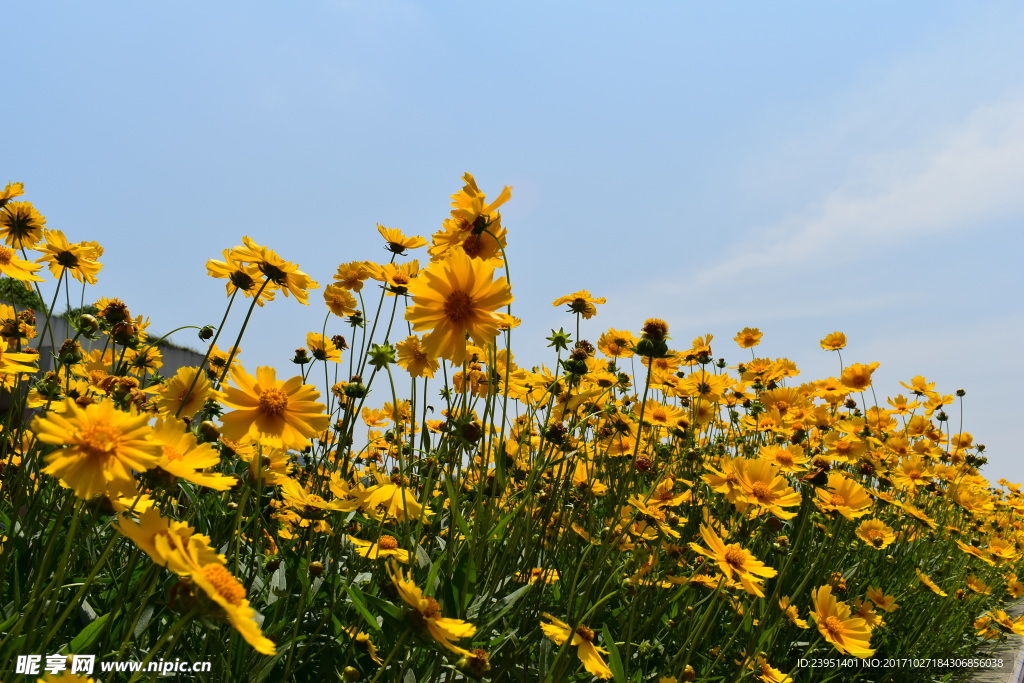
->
[602, 624, 625, 681]
[70, 613, 109, 651]
[346, 584, 382, 632]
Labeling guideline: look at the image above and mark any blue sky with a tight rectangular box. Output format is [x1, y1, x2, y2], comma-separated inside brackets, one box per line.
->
[8, 2, 1023, 481]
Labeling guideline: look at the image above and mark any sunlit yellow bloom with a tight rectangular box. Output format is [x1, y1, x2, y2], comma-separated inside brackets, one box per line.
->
[0, 337, 38, 375]
[365, 259, 420, 295]
[184, 559, 276, 654]
[815, 473, 872, 520]
[221, 366, 330, 450]
[323, 282, 358, 317]
[751, 654, 792, 683]
[429, 173, 511, 264]
[689, 523, 777, 597]
[915, 569, 947, 596]
[540, 613, 612, 680]
[34, 229, 103, 284]
[819, 331, 847, 350]
[865, 586, 899, 612]
[378, 224, 427, 254]
[0, 244, 45, 282]
[552, 290, 606, 319]
[855, 519, 896, 550]
[395, 335, 440, 379]
[348, 534, 410, 563]
[734, 327, 763, 349]
[405, 249, 513, 366]
[306, 332, 342, 363]
[151, 419, 237, 491]
[779, 596, 809, 629]
[733, 457, 802, 520]
[388, 562, 476, 653]
[965, 575, 991, 595]
[0, 181, 25, 206]
[342, 626, 384, 666]
[810, 584, 875, 658]
[153, 366, 220, 419]
[597, 328, 637, 358]
[0, 200, 45, 247]
[206, 248, 275, 306]
[840, 362, 879, 392]
[515, 568, 560, 584]
[34, 399, 161, 499]
[233, 236, 319, 305]
[115, 507, 223, 575]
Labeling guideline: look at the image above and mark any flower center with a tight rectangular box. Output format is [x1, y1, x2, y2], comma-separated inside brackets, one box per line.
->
[423, 597, 442, 619]
[575, 625, 595, 642]
[55, 250, 80, 268]
[651, 409, 667, 423]
[830, 493, 847, 507]
[201, 563, 246, 606]
[750, 482, 773, 502]
[776, 453, 794, 466]
[0, 247, 12, 265]
[259, 387, 289, 416]
[824, 615, 845, 639]
[379, 535, 398, 550]
[79, 423, 122, 459]
[443, 290, 474, 325]
[724, 546, 747, 569]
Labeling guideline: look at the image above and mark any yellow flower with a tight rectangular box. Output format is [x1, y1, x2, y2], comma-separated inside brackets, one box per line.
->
[396, 335, 440, 379]
[540, 613, 612, 680]
[810, 584, 875, 658]
[188, 562, 276, 655]
[0, 200, 45, 247]
[814, 473, 872, 520]
[347, 534, 410, 563]
[915, 569, 947, 596]
[378, 224, 427, 254]
[733, 457, 802, 520]
[34, 399, 161, 499]
[0, 337, 38, 375]
[688, 523, 777, 597]
[734, 327, 763, 349]
[388, 562, 476, 653]
[855, 519, 896, 550]
[220, 365, 330, 450]
[206, 249, 275, 306]
[405, 249, 513, 366]
[332, 261, 371, 292]
[323, 282, 358, 317]
[0, 181, 25, 207]
[342, 626, 384, 665]
[840, 362, 879, 392]
[34, 229, 104, 284]
[552, 290, 607, 319]
[151, 419, 237, 491]
[865, 586, 899, 612]
[429, 173, 511, 264]
[819, 331, 847, 350]
[232, 236, 319, 304]
[597, 328, 638, 358]
[115, 507, 223, 575]
[0, 244, 45, 282]
[779, 596, 809, 629]
[153, 366, 220, 419]
[306, 332, 342, 363]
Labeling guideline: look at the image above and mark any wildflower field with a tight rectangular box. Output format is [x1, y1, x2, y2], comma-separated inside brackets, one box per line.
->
[1, 176, 1023, 682]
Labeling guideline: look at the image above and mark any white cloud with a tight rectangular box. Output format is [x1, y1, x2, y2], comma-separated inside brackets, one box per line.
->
[681, 95, 1024, 296]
